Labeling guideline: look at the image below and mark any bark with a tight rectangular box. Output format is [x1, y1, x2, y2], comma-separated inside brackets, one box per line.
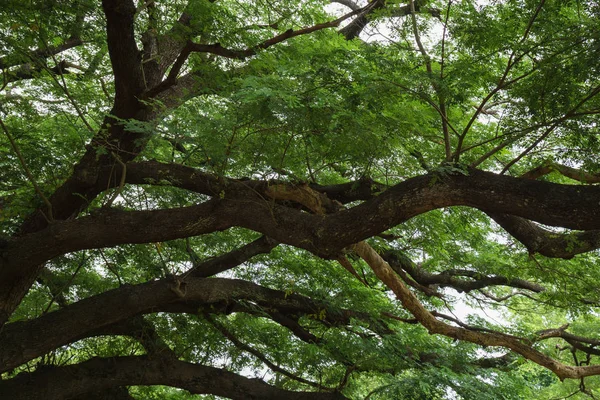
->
[488, 212, 600, 259]
[383, 250, 545, 293]
[0, 277, 358, 372]
[0, 356, 347, 400]
[3, 167, 600, 326]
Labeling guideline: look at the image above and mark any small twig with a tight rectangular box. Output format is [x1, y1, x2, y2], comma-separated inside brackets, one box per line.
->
[104, 152, 127, 207]
[409, 0, 452, 160]
[0, 117, 54, 222]
[42, 256, 87, 313]
[205, 314, 331, 391]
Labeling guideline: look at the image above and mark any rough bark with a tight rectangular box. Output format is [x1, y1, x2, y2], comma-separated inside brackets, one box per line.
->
[3, 167, 600, 326]
[0, 277, 360, 372]
[0, 356, 347, 400]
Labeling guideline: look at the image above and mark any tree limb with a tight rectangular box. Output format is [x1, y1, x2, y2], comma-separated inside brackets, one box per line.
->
[0, 277, 367, 372]
[0, 356, 347, 400]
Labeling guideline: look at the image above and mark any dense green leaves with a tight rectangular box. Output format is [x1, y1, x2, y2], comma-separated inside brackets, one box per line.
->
[2, 0, 600, 399]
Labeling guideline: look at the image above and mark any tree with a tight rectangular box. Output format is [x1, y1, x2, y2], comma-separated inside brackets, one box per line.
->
[1, 0, 600, 398]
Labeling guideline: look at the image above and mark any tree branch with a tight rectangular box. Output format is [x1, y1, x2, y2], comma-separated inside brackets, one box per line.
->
[383, 250, 545, 293]
[101, 0, 144, 110]
[0, 277, 366, 372]
[353, 241, 600, 380]
[4, 167, 600, 328]
[0, 356, 347, 400]
[0, 37, 83, 70]
[488, 212, 600, 259]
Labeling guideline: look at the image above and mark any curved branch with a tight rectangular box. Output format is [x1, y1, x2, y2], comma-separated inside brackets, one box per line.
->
[383, 250, 545, 293]
[0, 277, 364, 372]
[5, 167, 600, 328]
[488, 212, 600, 259]
[0, 356, 347, 400]
[354, 241, 600, 381]
[521, 161, 600, 183]
[144, 5, 368, 98]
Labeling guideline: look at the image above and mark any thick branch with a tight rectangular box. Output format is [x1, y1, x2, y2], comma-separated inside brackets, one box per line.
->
[383, 250, 545, 293]
[101, 0, 144, 108]
[488, 212, 600, 259]
[5, 167, 600, 327]
[0, 277, 360, 372]
[338, 0, 440, 40]
[354, 241, 600, 380]
[187, 235, 278, 277]
[522, 161, 600, 183]
[0, 356, 347, 400]
[536, 325, 600, 356]
[115, 161, 600, 233]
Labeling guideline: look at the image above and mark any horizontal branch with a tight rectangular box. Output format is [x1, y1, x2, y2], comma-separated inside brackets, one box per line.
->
[536, 325, 600, 356]
[383, 250, 545, 293]
[0, 37, 83, 70]
[0, 355, 347, 400]
[115, 161, 600, 232]
[2, 59, 80, 84]
[4, 166, 600, 328]
[522, 162, 600, 183]
[488, 212, 600, 259]
[0, 277, 361, 372]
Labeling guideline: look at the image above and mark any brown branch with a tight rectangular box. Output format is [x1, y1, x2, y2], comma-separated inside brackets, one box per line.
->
[536, 325, 600, 357]
[0, 355, 347, 400]
[338, 0, 386, 40]
[0, 277, 366, 372]
[5, 166, 600, 329]
[0, 37, 83, 70]
[144, 5, 368, 99]
[352, 241, 600, 380]
[101, 0, 145, 109]
[488, 212, 600, 259]
[185, 235, 278, 278]
[383, 250, 545, 293]
[338, 0, 442, 40]
[521, 161, 600, 183]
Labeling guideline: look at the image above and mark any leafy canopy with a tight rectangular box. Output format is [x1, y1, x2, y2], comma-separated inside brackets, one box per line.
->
[1, 0, 600, 399]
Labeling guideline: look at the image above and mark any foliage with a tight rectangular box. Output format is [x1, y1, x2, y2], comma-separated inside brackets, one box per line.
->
[1, 0, 600, 399]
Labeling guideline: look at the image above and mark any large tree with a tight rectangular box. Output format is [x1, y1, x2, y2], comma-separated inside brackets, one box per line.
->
[1, 0, 600, 398]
